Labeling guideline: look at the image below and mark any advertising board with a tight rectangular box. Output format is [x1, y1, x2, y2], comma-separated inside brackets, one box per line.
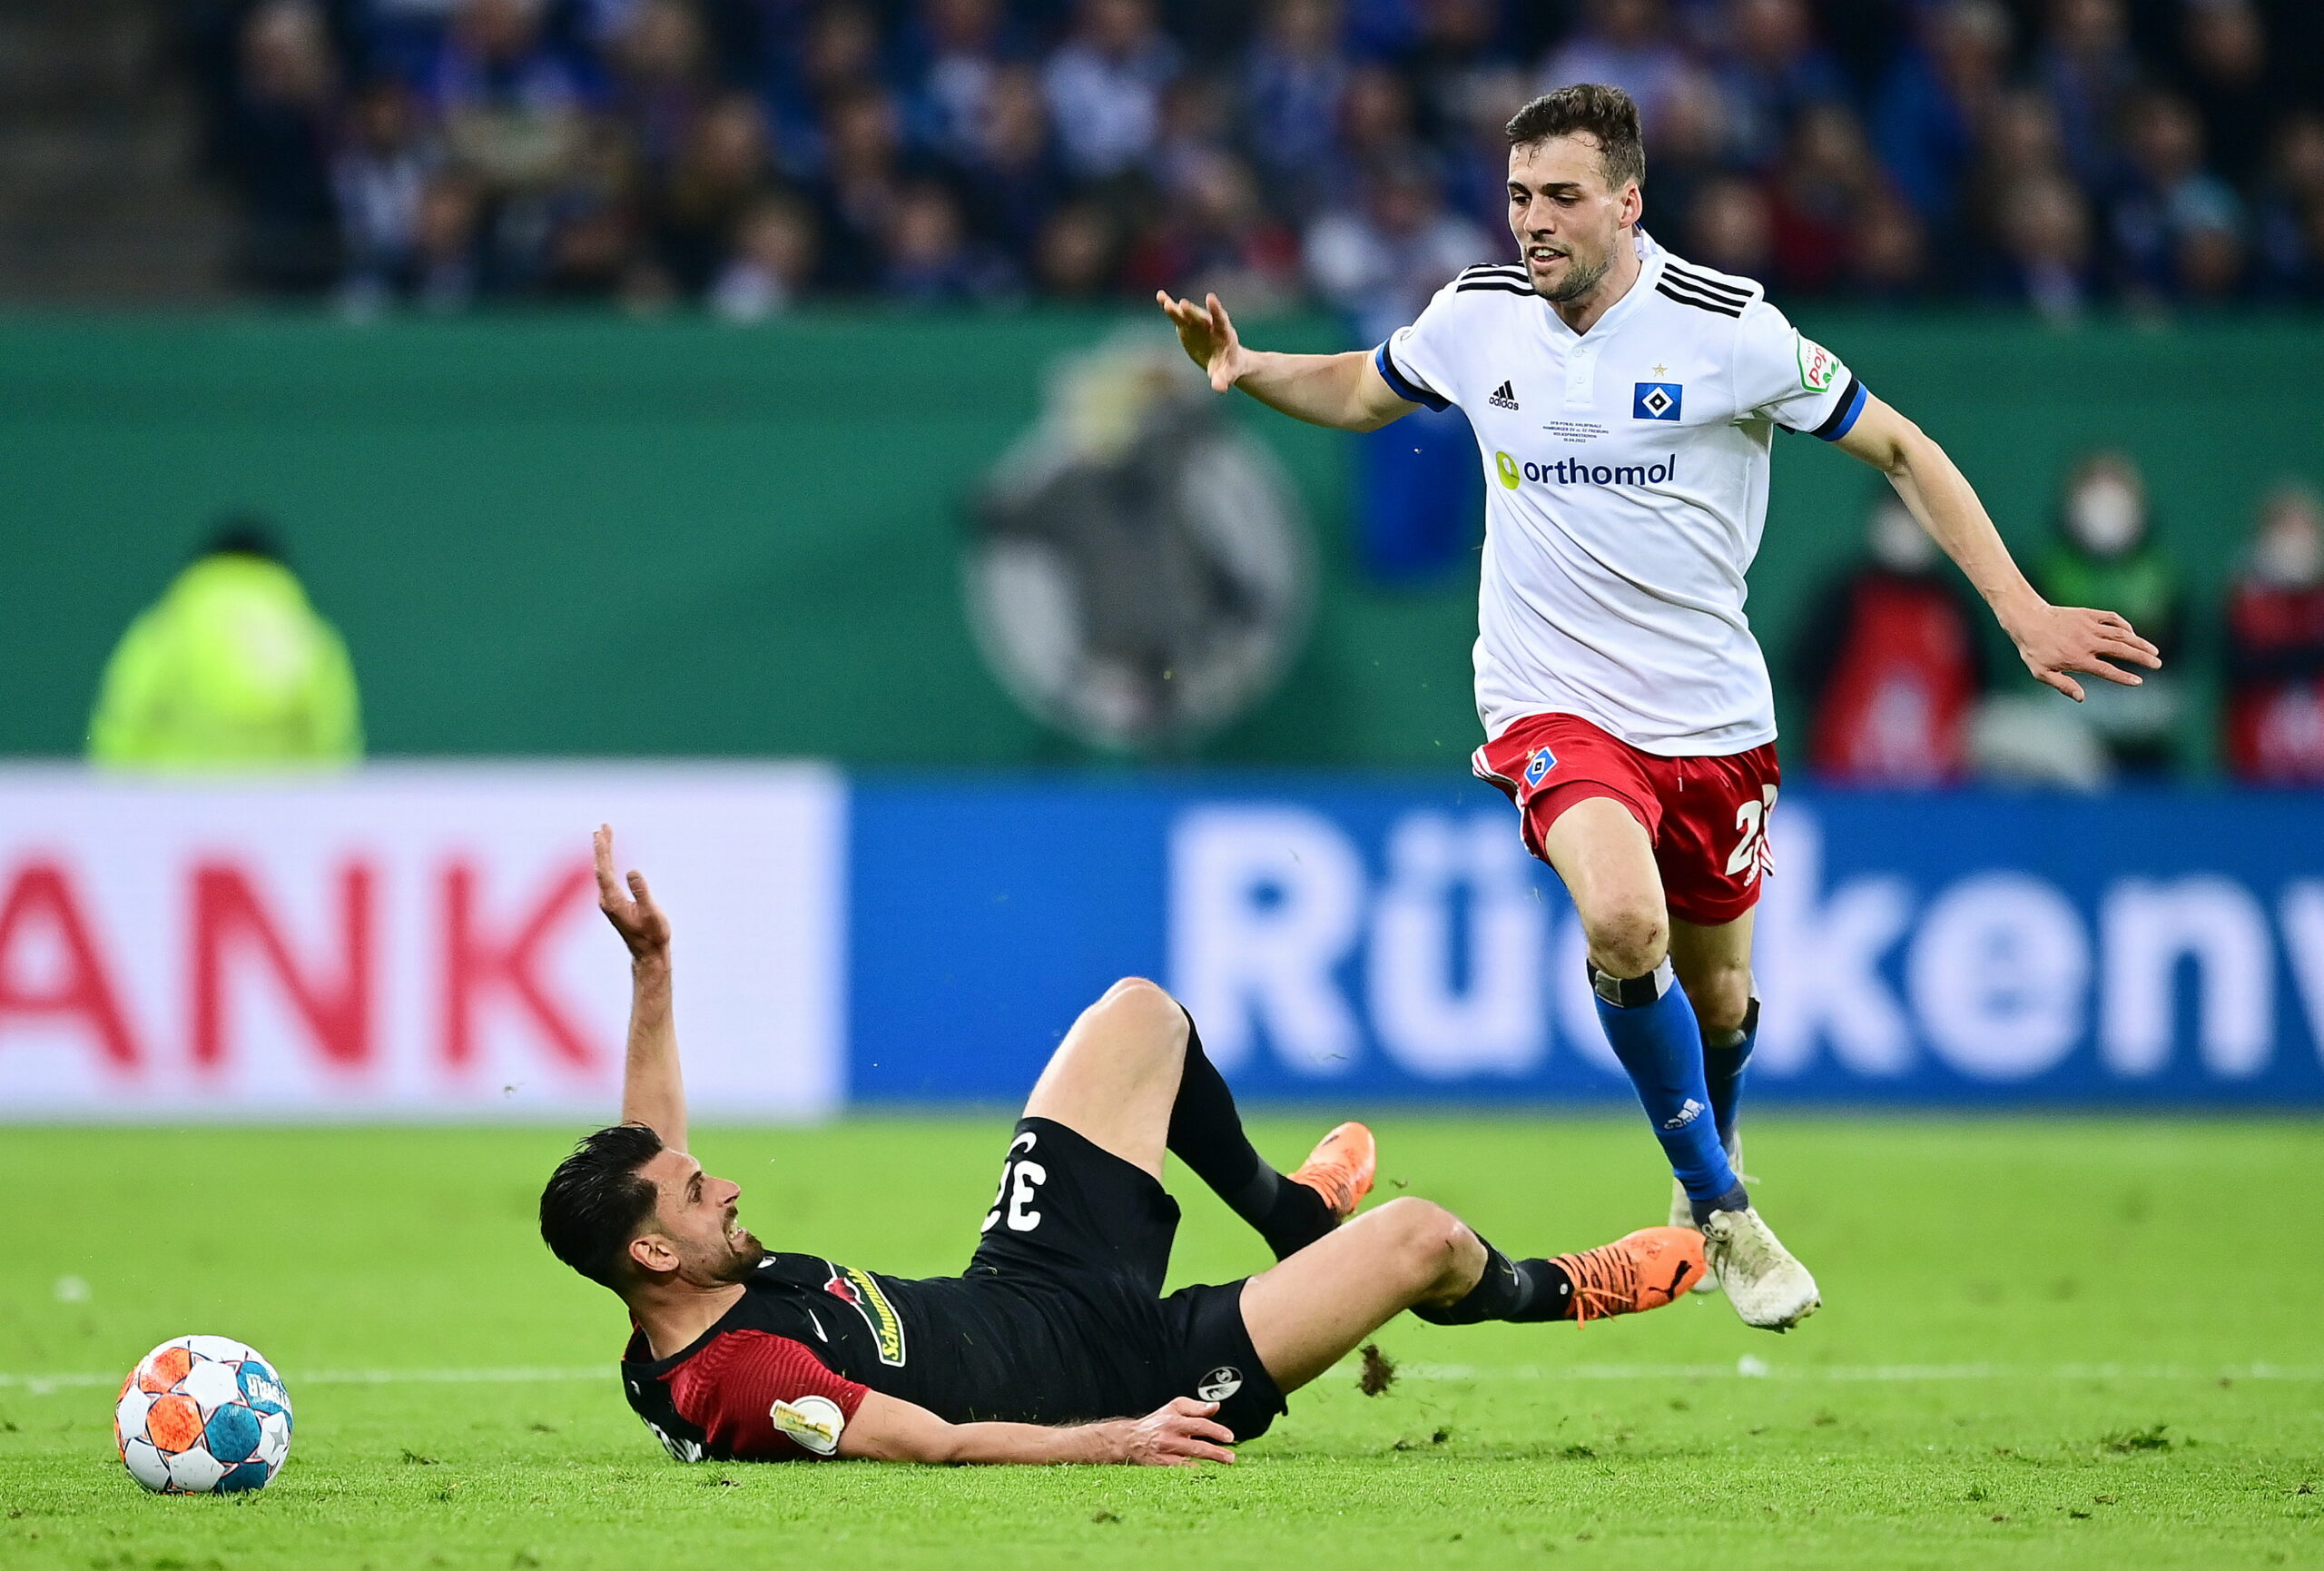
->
[0, 766, 843, 1119]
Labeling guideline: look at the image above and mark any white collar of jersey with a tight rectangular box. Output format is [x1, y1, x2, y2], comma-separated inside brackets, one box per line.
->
[1542, 226, 1666, 344]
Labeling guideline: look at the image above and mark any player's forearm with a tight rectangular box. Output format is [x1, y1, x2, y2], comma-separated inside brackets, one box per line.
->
[921, 1418, 1128, 1466]
[1872, 417, 2044, 630]
[1233, 349, 1400, 431]
[618, 953, 686, 1151]
[842, 1414, 1124, 1466]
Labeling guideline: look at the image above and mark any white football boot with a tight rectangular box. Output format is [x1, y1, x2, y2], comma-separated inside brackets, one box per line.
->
[1668, 1132, 1747, 1292]
[1699, 1205, 1820, 1330]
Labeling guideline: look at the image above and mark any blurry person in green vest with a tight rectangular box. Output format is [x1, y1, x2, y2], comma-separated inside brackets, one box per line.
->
[87, 517, 362, 770]
[2034, 451, 2186, 776]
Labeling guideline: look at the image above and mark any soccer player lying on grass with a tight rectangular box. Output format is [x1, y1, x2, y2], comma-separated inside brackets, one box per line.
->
[540, 827, 1707, 1467]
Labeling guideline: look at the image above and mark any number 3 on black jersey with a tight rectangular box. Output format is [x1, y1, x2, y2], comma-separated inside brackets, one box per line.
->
[980, 1131, 1048, 1234]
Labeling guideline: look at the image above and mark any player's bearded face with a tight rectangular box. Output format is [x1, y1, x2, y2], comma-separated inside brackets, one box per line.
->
[665, 1172, 767, 1283]
[1508, 136, 1627, 303]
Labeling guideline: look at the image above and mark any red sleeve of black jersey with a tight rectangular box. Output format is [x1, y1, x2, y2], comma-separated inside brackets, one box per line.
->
[663, 1329, 869, 1461]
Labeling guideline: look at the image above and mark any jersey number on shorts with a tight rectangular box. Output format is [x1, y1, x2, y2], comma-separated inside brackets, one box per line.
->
[980, 1131, 1048, 1234]
[1722, 786, 1780, 883]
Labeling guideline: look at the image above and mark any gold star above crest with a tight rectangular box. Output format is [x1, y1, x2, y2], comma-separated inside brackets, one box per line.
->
[1651, 363, 1669, 378]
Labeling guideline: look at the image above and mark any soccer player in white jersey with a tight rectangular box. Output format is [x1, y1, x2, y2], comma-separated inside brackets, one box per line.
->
[1156, 84, 2159, 1330]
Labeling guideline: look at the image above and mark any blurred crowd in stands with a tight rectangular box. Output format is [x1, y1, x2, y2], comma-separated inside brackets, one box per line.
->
[182, 0, 2324, 320]
[1796, 462, 2324, 787]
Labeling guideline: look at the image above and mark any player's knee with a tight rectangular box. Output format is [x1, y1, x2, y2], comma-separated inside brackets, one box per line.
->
[1088, 977, 1187, 1060]
[1581, 899, 1669, 980]
[1098, 976, 1179, 1024]
[1682, 965, 1753, 1036]
[1100, 975, 1168, 1003]
[1373, 1198, 1471, 1287]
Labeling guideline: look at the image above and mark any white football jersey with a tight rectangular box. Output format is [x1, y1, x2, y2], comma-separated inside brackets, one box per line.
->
[1374, 231, 1866, 756]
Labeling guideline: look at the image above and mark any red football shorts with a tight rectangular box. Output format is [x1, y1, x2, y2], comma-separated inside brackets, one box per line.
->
[1472, 711, 1781, 928]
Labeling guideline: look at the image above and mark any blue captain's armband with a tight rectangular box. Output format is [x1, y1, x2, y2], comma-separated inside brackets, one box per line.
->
[1811, 373, 1868, 441]
[1374, 341, 1450, 411]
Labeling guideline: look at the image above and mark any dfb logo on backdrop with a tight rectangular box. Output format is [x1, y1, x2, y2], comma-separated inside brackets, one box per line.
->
[1167, 795, 2324, 1102]
[0, 768, 844, 1119]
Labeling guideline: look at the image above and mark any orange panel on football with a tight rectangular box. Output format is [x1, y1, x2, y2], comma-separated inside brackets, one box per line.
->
[137, 1347, 192, 1393]
[144, 1393, 202, 1453]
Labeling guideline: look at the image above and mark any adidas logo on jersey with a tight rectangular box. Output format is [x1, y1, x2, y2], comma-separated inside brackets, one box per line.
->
[1488, 380, 1520, 410]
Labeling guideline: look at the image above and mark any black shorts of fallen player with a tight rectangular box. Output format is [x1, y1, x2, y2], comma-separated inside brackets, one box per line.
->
[964, 1116, 1289, 1443]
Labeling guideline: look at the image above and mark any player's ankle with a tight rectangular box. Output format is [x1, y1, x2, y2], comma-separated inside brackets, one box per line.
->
[1688, 1183, 1749, 1227]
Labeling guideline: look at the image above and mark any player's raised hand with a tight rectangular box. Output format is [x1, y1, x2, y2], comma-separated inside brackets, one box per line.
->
[593, 824, 671, 960]
[1117, 1398, 1236, 1466]
[1156, 291, 1250, 393]
[2004, 602, 2162, 702]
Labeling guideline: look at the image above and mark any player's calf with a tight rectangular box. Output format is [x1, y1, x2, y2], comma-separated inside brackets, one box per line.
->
[1590, 959, 1746, 1220]
[1677, 962, 1752, 1041]
[1539, 800, 1745, 1217]
[1675, 957, 1756, 1154]
[1167, 1013, 1347, 1260]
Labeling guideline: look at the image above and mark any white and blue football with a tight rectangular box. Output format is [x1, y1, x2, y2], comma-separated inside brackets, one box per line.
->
[114, 1336, 293, 1494]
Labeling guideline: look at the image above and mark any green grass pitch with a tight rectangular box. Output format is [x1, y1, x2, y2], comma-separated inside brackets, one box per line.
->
[0, 1115, 2318, 1570]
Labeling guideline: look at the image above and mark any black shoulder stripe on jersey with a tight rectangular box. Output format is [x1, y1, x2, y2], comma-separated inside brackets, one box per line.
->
[1654, 279, 1744, 317]
[1458, 263, 1528, 278]
[1661, 264, 1751, 300]
[1658, 272, 1746, 307]
[1660, 262, 1753, 303]
[1662, 279, 1754, 311]
[1455, 281, 1538, 296]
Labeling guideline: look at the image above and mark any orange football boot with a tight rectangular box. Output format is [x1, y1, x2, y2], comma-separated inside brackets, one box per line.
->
[1286, 1121, 1376, 1223]
[1550, 1227, 1708, 1324]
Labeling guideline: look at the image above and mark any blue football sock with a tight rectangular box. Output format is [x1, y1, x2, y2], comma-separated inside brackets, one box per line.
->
[1702, 996, 1758, 1155]
[1591, 959, 1745, 1214]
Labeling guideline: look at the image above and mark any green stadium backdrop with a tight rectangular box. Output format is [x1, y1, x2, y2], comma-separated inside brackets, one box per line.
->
[3, 311, 2311, 769]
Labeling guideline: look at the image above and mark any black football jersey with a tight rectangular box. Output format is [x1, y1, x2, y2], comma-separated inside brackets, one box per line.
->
[619, 1250, 1167, 1462]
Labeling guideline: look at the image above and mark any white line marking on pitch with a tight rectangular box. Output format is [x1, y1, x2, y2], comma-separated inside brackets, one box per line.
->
[5, 1360, 2319, 1398]
[1369, 1359, 2324, 1383]
[0, 1367, 609, 1396]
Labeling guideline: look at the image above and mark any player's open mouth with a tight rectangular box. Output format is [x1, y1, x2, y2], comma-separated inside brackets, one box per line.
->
[1528, 246, 1566, 265]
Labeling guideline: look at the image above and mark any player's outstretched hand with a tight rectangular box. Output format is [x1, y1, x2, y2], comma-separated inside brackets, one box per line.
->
[593, 824, 671, 961]
[1156, 291, 1250, 393]
[1116, 1398, 1236, 1466]
[2004, 602, 2163, 703]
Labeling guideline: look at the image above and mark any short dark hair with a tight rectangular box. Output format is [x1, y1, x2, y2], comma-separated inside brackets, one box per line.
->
[1506, 84, 1646, 193]
[540, 1123, 665, 1289]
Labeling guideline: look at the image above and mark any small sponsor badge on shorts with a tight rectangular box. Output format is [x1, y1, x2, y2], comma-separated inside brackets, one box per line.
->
[771, 1395, 846, 1456]
[1524, 746, 1557, 786]
[1196, 1367, 1244, 1402]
